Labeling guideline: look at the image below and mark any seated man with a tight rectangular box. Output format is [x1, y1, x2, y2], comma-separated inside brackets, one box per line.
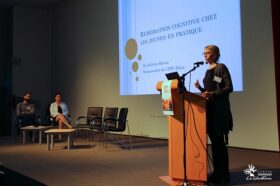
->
[16, 92, 36, 126]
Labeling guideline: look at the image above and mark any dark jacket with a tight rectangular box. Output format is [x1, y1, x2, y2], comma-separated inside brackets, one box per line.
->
[16, 101, 35, 117]
[198, 63, 233, 135]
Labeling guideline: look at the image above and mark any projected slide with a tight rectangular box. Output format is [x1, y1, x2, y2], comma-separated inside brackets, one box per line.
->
[119, 0, 242, 95]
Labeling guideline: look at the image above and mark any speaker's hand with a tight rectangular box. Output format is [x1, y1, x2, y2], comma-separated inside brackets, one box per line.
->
[201, 91, 213, 99]
[194, 80, 200, 88]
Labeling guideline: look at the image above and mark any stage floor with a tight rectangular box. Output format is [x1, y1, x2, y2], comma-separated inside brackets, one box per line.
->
[0, 135, 279, 186]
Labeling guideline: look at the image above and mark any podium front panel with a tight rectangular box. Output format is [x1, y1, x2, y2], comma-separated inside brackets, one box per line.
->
[168, 92, 207, 182]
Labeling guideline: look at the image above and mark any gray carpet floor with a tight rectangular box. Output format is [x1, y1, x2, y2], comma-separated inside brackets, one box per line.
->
[0, 135, 279, 186]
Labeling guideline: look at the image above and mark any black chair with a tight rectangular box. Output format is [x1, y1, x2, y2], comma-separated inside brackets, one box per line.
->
[99, 107, 119, 129]
[75, 107, 103, 141]
[14, 99, 40, 140]
[92, 107, 118, 143]
[15, 115, 39, 140]
[103, 108, 132, 150]
[44, 104, 56, 126]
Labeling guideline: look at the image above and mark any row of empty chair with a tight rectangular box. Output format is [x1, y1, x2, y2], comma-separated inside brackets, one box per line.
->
[74, 107, 132, 149]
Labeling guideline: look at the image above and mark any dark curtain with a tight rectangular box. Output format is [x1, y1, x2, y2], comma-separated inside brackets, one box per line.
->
[0, 9, 13, 136]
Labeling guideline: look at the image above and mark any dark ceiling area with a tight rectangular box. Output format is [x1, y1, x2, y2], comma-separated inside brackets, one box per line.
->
[0, 0, 65, 9]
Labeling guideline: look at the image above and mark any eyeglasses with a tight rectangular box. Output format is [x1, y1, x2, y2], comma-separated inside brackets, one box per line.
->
[202, 52, 212, 56]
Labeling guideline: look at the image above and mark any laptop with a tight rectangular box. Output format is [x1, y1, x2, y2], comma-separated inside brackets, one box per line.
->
[165, 71, 186, 91]
[165, 72, 180, 80]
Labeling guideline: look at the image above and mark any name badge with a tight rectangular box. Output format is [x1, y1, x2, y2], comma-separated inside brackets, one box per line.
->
[213, 76, 222, 83]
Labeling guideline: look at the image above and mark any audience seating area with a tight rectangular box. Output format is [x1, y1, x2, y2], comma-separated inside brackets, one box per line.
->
[17, 107, 132, 150]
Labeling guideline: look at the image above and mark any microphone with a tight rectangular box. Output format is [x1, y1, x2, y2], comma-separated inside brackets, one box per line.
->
[180, 61, 203, 80]
[194, 61, 204, 65]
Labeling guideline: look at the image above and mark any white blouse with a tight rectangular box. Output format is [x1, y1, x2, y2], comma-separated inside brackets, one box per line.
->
[50, 102, 69, 118]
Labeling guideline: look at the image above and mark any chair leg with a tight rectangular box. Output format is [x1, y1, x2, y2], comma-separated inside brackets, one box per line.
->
[75, 129, 78, 141]
[105, 131, 108, 149]
[127, 121, 132, 150]
[104, 126, 132, 150]
[121, 132, 124, 144]
[87, 130, 90, 141]
[91, 130, 94, 143]
[102, 131, 106, 147]
[98, 131, 105, 148]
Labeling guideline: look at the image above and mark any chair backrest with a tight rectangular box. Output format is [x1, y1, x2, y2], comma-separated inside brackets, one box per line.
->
[104, 107, 118, 126]
[87, 107, 103, 125]
[104, 107, 118, 119]
[117, 108, 128, 131]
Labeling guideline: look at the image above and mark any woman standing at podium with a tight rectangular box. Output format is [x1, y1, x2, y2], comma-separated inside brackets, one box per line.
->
[194, 45, 233, 184]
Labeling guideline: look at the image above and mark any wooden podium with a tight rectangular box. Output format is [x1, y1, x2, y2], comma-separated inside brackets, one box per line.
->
[156, 80, 207, 185]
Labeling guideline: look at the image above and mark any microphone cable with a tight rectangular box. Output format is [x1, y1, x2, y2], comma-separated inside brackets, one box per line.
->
[186, 71, 214, 175]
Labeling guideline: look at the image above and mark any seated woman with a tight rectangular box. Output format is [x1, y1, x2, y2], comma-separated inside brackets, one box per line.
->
[50, 92, 72, 140]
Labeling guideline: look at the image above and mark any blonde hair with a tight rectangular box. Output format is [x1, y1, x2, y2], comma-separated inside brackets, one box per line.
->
[205, 45, 220, 61]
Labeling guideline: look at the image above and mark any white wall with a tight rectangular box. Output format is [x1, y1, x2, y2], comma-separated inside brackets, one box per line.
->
[13, 7, 52, 116]
[230, 0, 278, 151]
[51, 0, 279, 151]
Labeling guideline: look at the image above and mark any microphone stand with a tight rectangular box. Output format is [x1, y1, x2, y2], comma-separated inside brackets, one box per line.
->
[178, 63, 201, 186]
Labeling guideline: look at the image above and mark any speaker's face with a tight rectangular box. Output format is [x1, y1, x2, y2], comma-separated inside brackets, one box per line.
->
[203, 48, 215, 64]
